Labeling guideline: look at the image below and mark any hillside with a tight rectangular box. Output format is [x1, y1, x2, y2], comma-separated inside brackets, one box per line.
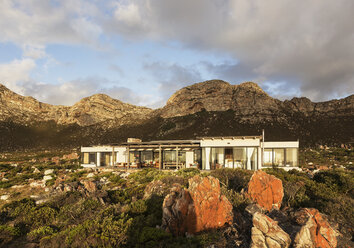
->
[0, 80, 353, 150]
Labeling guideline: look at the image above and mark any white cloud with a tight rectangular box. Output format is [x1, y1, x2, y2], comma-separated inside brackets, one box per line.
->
[0, 58, 36, 94]
[109, 0, 354, 101]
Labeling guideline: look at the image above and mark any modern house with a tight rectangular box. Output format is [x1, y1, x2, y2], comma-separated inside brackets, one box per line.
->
[81, 135, 299, 171]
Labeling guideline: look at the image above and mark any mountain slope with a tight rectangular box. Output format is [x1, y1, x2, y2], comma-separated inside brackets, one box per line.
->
[0, 80, 353, 150]
[0, 84, 152, 126]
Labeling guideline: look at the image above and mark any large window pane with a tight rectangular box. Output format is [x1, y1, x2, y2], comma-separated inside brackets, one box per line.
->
[193, 149, 202, 168]
[83, 153, 89, 164]
[224, 148, 233, 168]
[286, 148, 298, 167]
[233, 148, 246, 169]
[264, 149, 273, 167]
[142, 151, 153, 165]
[178, 151, 186, 163]
[210, 148, 224, 169]
[89, 153, 96, 164]
[274, 149, 285, 167]
[130, 151, 140, 163]
[247, 148, 258, 170]
[164, 151, 176, 162]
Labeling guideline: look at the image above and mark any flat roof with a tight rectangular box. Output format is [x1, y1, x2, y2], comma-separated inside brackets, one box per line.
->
[198, 136, 262, 140]
[121, 139, 201, 146]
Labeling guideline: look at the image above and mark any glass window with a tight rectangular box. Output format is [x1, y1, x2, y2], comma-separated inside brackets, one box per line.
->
[247, 147, 258, 170]
[141, 151, 153, 164]
[89, 153, 96, 164]
[83, 153, 89, 164]
[164, 151, 176, 162]
[192, 149, 202, 169]
[225, 149, 233, 168]
[233, 148, 246, 169]
[210, 148, 224, 169]
[130, 151, 140, 163]
[178, 151, 186, 163]
[286, 148, 298, 167]
[264, 149, 273, 167]
[274, 149, 285, 167]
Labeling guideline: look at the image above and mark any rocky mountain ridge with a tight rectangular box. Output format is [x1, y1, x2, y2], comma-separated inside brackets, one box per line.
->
[0, 80, 353, 150]
[1, 80, 353, 127]
[0, 84, 152, 126]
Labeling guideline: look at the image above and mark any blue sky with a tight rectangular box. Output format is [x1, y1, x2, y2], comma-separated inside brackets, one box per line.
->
[0, 0, 353, 108]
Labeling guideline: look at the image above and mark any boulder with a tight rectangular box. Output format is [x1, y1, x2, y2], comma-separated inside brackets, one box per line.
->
[162, 176, 233, 236]
[251, 212, 291, 248]
[44, 169, 54, 175]
[294, 208, 337, 248]
[246, 170, 284, 211]
[43, 175, 53, 181]
[0, 195, 10, 201]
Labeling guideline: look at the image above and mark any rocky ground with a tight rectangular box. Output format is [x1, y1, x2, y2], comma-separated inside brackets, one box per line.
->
[0, 150, 352, 247]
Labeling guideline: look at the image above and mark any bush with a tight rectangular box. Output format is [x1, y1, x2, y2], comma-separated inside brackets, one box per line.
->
[210, 168, 253, 191]
[28, 226, 55, 241]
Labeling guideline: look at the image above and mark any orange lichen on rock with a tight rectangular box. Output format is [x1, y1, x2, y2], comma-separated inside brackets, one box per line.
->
[162, 176, 233, 236]
[246, 170, 284, 211]
[294, 208, 337, 248]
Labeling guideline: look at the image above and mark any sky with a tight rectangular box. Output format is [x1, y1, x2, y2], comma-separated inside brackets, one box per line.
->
[0, 0, 353, 108]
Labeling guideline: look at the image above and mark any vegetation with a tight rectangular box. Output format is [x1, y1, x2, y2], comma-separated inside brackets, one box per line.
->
[0, 149, 352, 247]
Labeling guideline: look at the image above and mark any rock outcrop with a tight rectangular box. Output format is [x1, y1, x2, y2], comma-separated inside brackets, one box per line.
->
[246, 170, 284, 211]
[251, 212, 291, 248]
[294, 208, 337, 248]
[162, 176, 233, 236]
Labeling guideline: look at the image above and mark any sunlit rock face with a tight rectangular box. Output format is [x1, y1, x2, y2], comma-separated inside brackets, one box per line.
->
[246, 170, 284, 212]
[0, 84, 152, 126]
[294, 208, 337, 248]
[162, 176, 233, 236]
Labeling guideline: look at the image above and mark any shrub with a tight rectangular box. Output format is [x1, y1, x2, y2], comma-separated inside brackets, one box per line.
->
[28, 226, 55, 241]
[210, 168, 253, 191]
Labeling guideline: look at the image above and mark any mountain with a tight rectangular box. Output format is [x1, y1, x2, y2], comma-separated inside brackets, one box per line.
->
[0, 84, 152, 126]
[0, 80, 353, 151]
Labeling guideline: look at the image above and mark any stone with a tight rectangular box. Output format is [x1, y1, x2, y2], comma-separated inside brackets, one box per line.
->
[33, 168, 40, 173]
[44, 169, 54, 175]
[82, 180, 98, 193]
[0, 195, 10, 200]
[294, 208, 337, 248]
[251, 212, 291, 248]
[86, 173, 95, 178]
[43, 175, 53, 181]
[246, 170, 284, 211]
[143, 180, 169, 200]
[162, 176, 233, 236]
[120, 172, 131, 178]
[30, 180, 45, 188]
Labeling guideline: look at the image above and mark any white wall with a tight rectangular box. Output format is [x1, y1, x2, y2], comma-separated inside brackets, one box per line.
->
[264, 141, 299, 148]
[200, 138, 261, 147]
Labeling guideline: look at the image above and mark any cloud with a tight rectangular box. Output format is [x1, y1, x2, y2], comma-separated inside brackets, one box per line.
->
[0, 0, 102, 54]
[0, 58, 36, 94]
[144, 61, 204, 105]
[110, 0, 354, 101]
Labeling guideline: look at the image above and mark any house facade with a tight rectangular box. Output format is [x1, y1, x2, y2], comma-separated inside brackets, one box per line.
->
[81, 135, 299, 170]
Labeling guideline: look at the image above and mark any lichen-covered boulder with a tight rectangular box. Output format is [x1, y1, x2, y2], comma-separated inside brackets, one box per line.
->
[294, 208, 337, 248]
[246, 170, 284, 211]
[251, 212, 291, 248]
[162, 176, 233, 236]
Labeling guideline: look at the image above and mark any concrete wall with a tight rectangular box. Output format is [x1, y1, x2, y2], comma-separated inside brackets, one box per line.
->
[264, 141, 299, 148]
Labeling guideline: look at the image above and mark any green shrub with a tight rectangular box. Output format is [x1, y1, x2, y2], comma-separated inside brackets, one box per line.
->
[0, 224, 21, 245]
[28, 226, 55, 240]
[210, 168, 253, 191]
